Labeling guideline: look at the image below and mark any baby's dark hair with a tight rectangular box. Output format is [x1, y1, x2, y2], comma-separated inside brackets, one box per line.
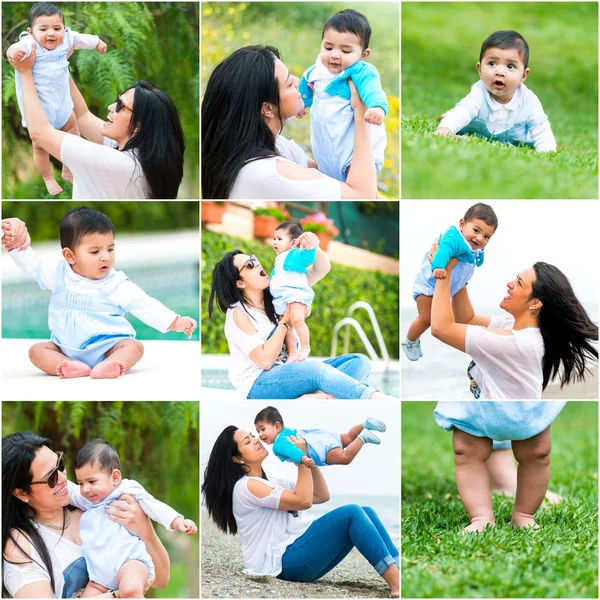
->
[75, 439, 121, 474]
[322, 9, 371, 51]
[28, 2, 65, 27]
[464, 202, 498, 230]
[254, 406, 284, 427]
[480, 30, 529, 69]
[60, 206, 114, 250]
[275, 221, 304, 240]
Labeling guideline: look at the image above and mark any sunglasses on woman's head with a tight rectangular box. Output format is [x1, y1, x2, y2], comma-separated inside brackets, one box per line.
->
[239, 255, 260, 273]
[115, 95, 133, 114]
[31, 451, 65, 489]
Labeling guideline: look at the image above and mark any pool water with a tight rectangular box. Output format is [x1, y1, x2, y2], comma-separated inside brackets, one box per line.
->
[2, 263, 200, 341]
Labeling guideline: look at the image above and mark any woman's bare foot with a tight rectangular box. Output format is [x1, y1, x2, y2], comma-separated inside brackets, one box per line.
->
[43, 176, 63, 196]
[61, 165, 73, 184]
[90, 360, 126, 379]
[296, 392, 335, 400]
[56, 359, 91, 379]
[297, 346, 310, 361]
[461, 518, 495, 534]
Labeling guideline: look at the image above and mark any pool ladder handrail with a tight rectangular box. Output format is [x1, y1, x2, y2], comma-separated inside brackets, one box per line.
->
[331, 301, 390, 369]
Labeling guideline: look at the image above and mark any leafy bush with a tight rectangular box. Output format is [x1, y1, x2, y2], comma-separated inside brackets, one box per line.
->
[202, 230, 399, 358]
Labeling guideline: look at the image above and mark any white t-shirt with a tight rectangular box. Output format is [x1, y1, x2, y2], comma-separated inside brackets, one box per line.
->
[232, 476, 310, 577]
[3, 520, 87, 598]
[224, 303, 283, 399]
[465, 315, 544, 399]
[60, 135, 150, 199]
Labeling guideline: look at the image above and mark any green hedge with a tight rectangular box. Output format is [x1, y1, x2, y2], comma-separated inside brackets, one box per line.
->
[201, 230, 399, 358]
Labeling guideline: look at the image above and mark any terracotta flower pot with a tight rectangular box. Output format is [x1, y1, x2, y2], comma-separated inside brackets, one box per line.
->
[201, 202, 226, 224]
[254, 215, 280, 239]
[315, 232, 333, 251]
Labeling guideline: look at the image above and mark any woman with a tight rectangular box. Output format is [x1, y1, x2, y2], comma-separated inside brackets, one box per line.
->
[202, 426, 399, 596]
[208, 233, 391, 399]
[2, 432, 170, 598]
[431, 257, 598, 399]
[201, 45, 377, 200]
[9, 46, 185, 199]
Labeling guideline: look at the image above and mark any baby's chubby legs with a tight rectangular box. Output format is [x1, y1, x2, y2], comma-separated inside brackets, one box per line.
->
[59, 111, 80, 184]
[90, 339, 145, 379]
[116, 559, 150, 598]
[289, 302, 310, 361]
[32, 141, 63, 196]
[29, 341, 91, 378]
[80, 581, 109, 597]
[452, 428, 495, 533]
[511, 426, 552, 529]
[406, 295, 432, 342]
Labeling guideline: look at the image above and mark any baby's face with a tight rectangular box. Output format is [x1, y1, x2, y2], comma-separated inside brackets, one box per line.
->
[27, 15, 65, 51]
[255, 420, 281, 445]
[460, 218, 496, 250]
[272, 231, 295, 255]
[75, 463, 120, 504]
[320, 29, 368, 74]
[67, 232, 115, 280]
[477, 47, 530, 104]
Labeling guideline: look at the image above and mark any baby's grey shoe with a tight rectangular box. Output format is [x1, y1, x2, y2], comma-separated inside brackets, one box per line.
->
[363, 417, 386, 432]
[358, 430, 381, 445]
[402, 338, 422, 361]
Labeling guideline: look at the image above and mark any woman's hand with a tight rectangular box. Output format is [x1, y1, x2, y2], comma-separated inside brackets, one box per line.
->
[8, 43, 35, 72]
[2, 218, 31, 251]
[286, 434, 308, 454]
[106, 493, 154, 541]
[446, 257, 459, 272]
[428, 237, 439, 263]
[349, 78, 367, 118]
[279, 304, 292, 326]
[296, 231, 319, 250]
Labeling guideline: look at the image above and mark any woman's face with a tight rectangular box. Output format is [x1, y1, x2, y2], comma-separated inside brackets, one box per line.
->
[233, 429, 268, 464]
[103, 88, 135, 147]
[18, 445, 70, 512]
[233, 253, 270, 293]
[500, 267, 537, 313]
[273, 58, 304, 122]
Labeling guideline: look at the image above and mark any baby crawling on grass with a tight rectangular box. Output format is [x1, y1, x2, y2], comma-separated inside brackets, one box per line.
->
[434, 401, 566, 533]
[8, 206, 196, 379]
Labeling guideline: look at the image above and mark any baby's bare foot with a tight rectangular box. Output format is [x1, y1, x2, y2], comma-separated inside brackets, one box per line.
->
[286, 353, 298, 364]
[61, 165, 73, 184]
[90, 360, 126, 379]
[56, 359, 91, 379]
[298, 346, 310, 361]
[544, 490, 563, 505]
[460, 518, 495, 534]
[511, 511, 539, 529]
[296, 391, 335, 400]
[43, 177, 63, 196]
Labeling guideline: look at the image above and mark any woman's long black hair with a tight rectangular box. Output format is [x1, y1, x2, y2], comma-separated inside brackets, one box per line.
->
[123, 81, 185, 199]
[531, 262, 598, 389]
[201, 46, 282, 199]
[208, 249, 278, 324]
[201, 426, 267, 535]
[2, 433, 61, 595]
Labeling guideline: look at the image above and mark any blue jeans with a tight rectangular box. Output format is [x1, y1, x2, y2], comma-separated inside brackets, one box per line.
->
[278, 505, 398, 582]
[247, 354, 375, 400]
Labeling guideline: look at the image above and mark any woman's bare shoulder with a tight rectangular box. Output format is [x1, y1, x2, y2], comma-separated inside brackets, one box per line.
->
[246, 478, 275, 498]
[232, 305, 259, 335]
[275, 158, 322, 181]
[4, 529, 33, 564]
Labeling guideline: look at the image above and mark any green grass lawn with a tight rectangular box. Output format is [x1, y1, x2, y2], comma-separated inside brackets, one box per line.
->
[401, 402, 598, 598]
[401, 2, 598, 199]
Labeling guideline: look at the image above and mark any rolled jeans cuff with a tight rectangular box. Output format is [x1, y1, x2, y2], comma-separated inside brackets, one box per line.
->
[374, 554, 395, 575]
[361, 386, 377, 399]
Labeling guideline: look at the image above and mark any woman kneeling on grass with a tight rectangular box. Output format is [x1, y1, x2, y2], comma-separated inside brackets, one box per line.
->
[202, 426, 399, 596]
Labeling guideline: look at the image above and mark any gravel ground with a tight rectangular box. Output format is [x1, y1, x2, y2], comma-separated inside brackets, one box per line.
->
[201, 512, 391, 598]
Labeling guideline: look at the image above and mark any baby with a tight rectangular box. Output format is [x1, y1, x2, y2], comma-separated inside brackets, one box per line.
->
[299, 9, 388, 182]
[402, 202, 498, 361]
[8, 206, 196, 379]
[6, 2, 107, 195]
[434, 30, 556, 152]
[270, 221, 321, 362]
[255, 406, 386, 467]
[68, 439, 197, 597]
[434, 401, 566, 533]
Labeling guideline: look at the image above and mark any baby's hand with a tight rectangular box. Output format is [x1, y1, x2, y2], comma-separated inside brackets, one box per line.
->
[295, 108, 308, 119]
[364, 107, 384, 126]
[177, 518, 198, 535]
[96, 39, 107, 54]
[433, 268, 447, 280]
[171, 316, 197, 339]
[433, 127, 452, 137]
[301, 456, 315, 468]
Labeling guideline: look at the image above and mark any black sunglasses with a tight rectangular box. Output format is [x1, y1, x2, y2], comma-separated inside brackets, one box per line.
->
[239, 255, 260, 273]
[31, 451, 65, 489]
[115, 95, 133, 114]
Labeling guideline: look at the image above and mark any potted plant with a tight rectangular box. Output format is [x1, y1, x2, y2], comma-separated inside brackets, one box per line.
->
[201, 201, 227, 225]
[300, 212, 339, 251]
[253, 206, 290, 239]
